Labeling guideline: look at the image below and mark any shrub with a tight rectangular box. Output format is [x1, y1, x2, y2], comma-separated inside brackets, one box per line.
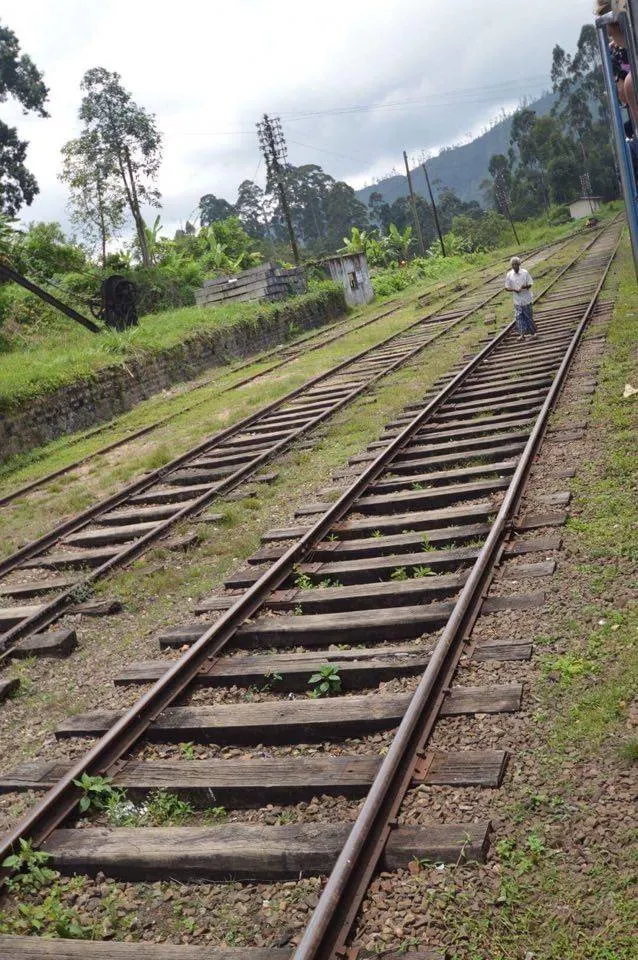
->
[12, 222, 87, 279]
[308, 664, 342, 698]
[2, 840, 57, 893]
[548, 204, 572, 225]
[372, 268, 414, 297]
[449, 211, 509, 253]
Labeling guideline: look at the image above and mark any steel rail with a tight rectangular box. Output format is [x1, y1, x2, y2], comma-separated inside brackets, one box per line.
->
[0, 225, 592, 512]
[292, 230, 622, 960]
[0, 222, 619, 868]
[0, 238, 575, 654]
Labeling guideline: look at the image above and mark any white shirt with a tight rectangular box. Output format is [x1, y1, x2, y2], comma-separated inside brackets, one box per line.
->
[505, 268, 534, 306]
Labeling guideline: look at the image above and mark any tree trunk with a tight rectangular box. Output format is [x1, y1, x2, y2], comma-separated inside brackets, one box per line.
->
[538, 167, 551, 211]
[114, 152, 138, 239]
[125, 148, 150, 268]
[96, 176, 107, 268]
[104, 104, 150, 269]
[112, 146, 150, 269]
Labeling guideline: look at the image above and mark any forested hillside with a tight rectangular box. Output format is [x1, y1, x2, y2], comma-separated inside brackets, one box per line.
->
[355, 92, 558, 208]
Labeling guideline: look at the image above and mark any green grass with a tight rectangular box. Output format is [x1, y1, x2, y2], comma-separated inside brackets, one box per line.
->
[0, 283, 344, 413]
[0, 291, 476, 554]
[0, 258, 496, 496]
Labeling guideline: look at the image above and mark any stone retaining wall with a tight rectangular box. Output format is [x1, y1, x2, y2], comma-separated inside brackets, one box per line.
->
[0, 286, 346, 463]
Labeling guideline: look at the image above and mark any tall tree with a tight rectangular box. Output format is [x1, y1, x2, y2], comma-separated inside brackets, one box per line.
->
[322, 180, 369, 251]
[77, 68, 162, 267]
[368, 191, 392, 232]
[281, 164, 334, 248]
[261, 163, 369, 254]
[234, 180, 269, 240]
[0, 23, 49, 215]
[59, 132, 126, 266]
[550, 23, 617, 200]
[199, 193, 235, 227]
[551, 44, 573, 99]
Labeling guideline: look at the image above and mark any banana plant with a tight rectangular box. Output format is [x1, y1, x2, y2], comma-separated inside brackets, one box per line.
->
[140, 215, 164, 266]
[198, 225, 261, 274]
[340, 227, 369, 254]
[386, 223, 414, 261]
[363, 235, 388, 267]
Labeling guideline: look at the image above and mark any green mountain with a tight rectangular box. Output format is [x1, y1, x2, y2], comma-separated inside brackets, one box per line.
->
[355, 91, 558, 209]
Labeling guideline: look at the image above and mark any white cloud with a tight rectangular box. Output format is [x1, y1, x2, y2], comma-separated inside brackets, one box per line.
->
[4, 0, 591, 237]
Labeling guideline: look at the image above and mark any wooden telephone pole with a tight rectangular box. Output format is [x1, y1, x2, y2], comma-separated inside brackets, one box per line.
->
[421, 160, 447, 258]
[257, 115, 300, 265]
[403, 151, 426, 257]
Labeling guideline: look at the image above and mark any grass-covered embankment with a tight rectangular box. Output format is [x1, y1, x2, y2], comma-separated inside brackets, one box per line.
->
[0, 282, 345, 415]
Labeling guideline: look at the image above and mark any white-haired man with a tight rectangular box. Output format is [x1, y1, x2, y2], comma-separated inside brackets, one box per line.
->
[505, 257, 537, 339]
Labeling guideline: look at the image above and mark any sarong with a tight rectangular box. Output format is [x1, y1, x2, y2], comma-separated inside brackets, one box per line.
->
[515, 303, 537, 335]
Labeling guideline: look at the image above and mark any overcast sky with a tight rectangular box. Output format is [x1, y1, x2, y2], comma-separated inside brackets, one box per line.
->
[4, 0, 592, 239]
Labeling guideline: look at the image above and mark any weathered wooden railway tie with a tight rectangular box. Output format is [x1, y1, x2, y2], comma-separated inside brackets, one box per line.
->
[0, 226, 620, 958]
[0, 238, 570, 664]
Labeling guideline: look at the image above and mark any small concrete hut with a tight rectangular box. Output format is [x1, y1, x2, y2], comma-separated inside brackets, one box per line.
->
[568, 196, 602, 220]
[324, 253, 374, 308]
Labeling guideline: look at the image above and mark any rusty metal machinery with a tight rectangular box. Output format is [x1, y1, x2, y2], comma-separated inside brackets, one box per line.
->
[97, 274, 138, 331]
[0, 260, 138, 333]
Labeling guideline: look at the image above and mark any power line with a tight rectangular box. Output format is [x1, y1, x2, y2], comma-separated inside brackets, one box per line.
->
[286, 138, 367, 164]
[277, 76, 550, 121]
[166, 74, 550, 137]
[250, 156, 263, 183]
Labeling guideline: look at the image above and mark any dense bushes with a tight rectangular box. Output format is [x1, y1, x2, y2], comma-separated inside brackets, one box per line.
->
[548, 204, 572, 225]
[445, 211, 509, 253]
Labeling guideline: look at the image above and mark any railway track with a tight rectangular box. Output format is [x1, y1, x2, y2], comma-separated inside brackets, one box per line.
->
[0, 233, 583, 661]
[0, 229, 579, 512]
[0, 222, 620, 958]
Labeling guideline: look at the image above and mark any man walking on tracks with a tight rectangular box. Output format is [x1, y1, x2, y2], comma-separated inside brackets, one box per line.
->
[505, 256, 537, 339]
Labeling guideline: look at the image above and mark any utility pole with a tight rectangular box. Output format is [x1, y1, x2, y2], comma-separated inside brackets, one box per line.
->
[403, 151, 426, 257]
[257, 114, 300, 265]
[421, 159, 447, 258]
[494, 173, 520, 246]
